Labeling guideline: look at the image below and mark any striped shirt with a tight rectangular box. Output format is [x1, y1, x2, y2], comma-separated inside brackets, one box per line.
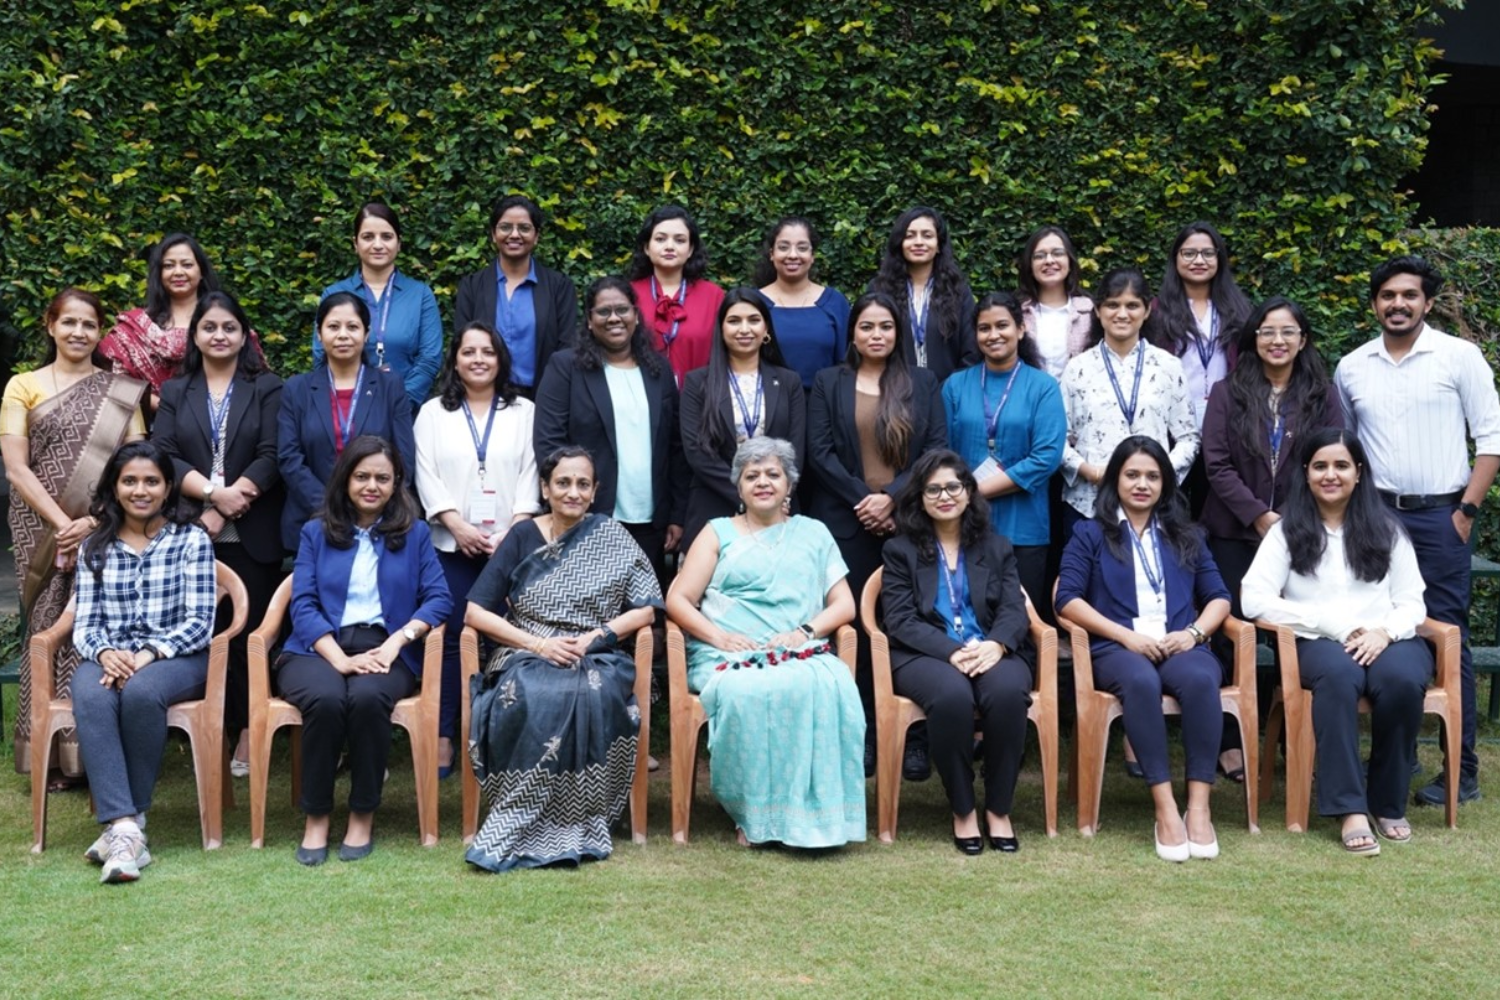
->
[1334, 323, 1500, 494]
[73, 521, 217, 662]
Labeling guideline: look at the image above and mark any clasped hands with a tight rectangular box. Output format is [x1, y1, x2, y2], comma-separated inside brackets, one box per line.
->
[1343, 625, 1392, 667]
[949, 639, 1005, 677]
[1118, 629, 1200, 663]
[530, 631, 606, 667]
[853, 493, 895, 535]
[334, 635, 407, 675]
[97, 647, 156, 688]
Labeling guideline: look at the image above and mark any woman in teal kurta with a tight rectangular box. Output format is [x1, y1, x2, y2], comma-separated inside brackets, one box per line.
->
[667, 437, 866, 848]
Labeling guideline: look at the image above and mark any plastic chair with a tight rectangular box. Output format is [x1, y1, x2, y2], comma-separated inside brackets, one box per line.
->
[1255, 617, 1460, 831]
[1054, 585, 1260, 836]
[30, 562, 249, 853]
[859, 566, 1059, 841]
[664, 577, 857, 844]
[245, 575, 445, 847]
[458, 623, 654, 846]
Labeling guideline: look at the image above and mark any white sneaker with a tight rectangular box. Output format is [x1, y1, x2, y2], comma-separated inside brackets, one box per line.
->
[84, 831, 109, 865]
[100, 827, 152, 884]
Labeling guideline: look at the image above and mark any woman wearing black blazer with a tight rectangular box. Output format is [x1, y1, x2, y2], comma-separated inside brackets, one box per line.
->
[867, 206, 977, 382]
[678, 288, 804, 548]
[153, 291, 285, 775]
[881, 450, 1034, 854]
[533, 276, 686, 587]
[278, 292, 415, 552]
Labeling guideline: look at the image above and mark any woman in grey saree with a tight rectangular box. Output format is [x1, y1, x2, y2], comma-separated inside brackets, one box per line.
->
[464, 448, 660, 872]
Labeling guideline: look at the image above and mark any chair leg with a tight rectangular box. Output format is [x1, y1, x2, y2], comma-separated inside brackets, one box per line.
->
[670, 714, 702, 845]
[31, 728, 54, 854]
[876, 709, 909, 844]
[188, 724, 224, 850]
[1282, 700, 1313, 833]
[407, 720, 438, 847]
[1442, 704, 1461, 830]
[1074, 711, 1109, 837]
[1259, 701, 1283, 806]
[1035, 714, 1059, 838]
[1236, 708, 1260, 834]
[630, 741, 649, 846]
[250, 724, 272, 849]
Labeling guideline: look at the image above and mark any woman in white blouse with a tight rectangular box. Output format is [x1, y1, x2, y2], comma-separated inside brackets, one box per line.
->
[414, 322, 539, 776]
[1241, 428, 1432, 854]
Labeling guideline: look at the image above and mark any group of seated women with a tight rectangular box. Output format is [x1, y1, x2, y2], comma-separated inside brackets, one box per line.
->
[5, 201, 1443, 880]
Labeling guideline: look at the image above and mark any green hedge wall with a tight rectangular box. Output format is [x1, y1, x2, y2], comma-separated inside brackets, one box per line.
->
[0, 0, 1459, 375]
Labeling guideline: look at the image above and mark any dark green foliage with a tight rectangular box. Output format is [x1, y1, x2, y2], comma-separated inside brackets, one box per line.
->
[0, 1, 1461, 375]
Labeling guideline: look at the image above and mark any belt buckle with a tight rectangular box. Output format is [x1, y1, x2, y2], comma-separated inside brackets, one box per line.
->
[1394, 494, 1417, 511]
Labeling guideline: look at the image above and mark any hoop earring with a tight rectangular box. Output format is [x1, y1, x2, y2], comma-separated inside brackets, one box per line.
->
[762, 333, 771, 344]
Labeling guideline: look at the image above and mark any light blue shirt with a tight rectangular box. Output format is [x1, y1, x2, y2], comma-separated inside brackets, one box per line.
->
[317, 270, 444, 411]
[339, 528, 385, 627]
[496, 260, 539, 387]
[604, 365, 654, 523]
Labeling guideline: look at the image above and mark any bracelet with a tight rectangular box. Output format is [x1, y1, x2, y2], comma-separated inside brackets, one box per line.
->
[531, 637, 547, 654]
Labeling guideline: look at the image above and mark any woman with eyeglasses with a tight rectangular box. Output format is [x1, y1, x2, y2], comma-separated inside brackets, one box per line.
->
[1015, 225, 1094, 381]
[881, 450, 1036, 854]
[628, 205, 726, 386]
[754, 216, 852, 390]
[867, 206, 977, 382]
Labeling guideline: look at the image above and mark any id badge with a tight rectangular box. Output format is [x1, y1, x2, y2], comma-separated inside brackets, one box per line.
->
[973, 457, 1002, 482]
[211, 471, 226, 489]
[1132, 615, 1167, 641]
[466, 488, 498, 529]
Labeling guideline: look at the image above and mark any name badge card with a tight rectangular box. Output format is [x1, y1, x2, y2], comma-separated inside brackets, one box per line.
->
[466, 488, 498, 530]
[1132, 615, 1167, 641]
[972, 457, 1002, 483]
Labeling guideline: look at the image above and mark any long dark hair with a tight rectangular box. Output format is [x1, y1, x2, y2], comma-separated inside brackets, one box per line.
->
[1093, 435, 1202, 566]
[40, 287, 110, 369]
[81, 441, 190, 577]
[696, 288, 788, 455]
[436, 321, 518, 411]
[974, 291, 1041, 370]
[180, 291, 268, 378]
[1225, 296, 1329, 462]
[1281, 429, 1399, 582]
[1086, 267, 1161, 348]
[319, 435, 417, 550]
[1015, 224, 1083, 302]
[143, 233, 221, 329]
[893, 449, 992, 561]
[627, 205, 709, 282]
[574, 276, 664, 376]
[870, 206, 968, 345]
[751, 216, 819, 287]
[1152, 221, 1252, 354]
[845, 291, 916, 469]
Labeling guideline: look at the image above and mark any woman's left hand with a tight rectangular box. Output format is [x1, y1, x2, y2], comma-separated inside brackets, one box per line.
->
[966, 640, 1005, 676]
[854, 493, 894, 531]
[211, 482, 254, 519]
[1344, 627, 1391, 667]
[767, 630, 809, 650]
[1157, 630, 1198, 656]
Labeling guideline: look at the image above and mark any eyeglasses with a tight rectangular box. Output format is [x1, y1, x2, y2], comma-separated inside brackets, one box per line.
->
[1255, 327, 1302, 341]
[591, 305, 634, 320]
[495, 223, 535, 236]
[774, 242, 813, 254]
[1031, 249, 1069, 261]
[922, 481, 967, 499]
[1178, 248, 1218, 261]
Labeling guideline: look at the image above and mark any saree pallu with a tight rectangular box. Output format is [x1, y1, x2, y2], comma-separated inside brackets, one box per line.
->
[466, 515, 660, 872]
[103, 308, 268, 394]
[11, 373, 146, 774]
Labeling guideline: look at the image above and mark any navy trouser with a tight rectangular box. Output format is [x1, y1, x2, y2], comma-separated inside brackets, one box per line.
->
[1092, 645, 1223, 787]
[437, 548, 486, 740]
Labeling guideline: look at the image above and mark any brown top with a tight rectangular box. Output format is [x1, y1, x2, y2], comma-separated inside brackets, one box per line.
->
[856, 389, 895, 492]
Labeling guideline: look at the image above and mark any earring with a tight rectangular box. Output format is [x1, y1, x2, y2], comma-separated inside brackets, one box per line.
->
[737, 500, 747, 514]
[762, 333, 771, 344]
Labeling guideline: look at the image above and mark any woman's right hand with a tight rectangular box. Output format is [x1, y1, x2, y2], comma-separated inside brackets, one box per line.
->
[1119, 631, 1165, 663]
[449, 520, 493, 560]
[55, 515, 94, 553]
[1253, 510, 1281, 537]
[715, 630, 759, 653]
[530, 635, 581, 667]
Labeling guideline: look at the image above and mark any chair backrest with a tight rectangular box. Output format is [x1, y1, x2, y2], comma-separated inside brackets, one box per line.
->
[246, 575, 296, 705]
[203, 562, 251, 711]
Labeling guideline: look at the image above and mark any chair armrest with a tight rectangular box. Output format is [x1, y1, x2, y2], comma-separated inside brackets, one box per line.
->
[1052, 610, 1098, 697]
[665, 620, 690, 703]
[29, 609, 77, 705]
[1027, 614, 1058, 703]
[835, 624, 856, 678]
[1220, 616, 1257, 702]
[1416, 618, 1461, 698]
[418, 625, 446, 704]
[247, 577, 294, 707]
[1254, 619, 1302, 696]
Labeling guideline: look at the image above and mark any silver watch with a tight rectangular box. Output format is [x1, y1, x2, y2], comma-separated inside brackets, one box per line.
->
[402, 626, 419, 643]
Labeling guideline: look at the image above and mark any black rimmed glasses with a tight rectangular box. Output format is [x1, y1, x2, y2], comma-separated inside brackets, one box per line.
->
[1178, 248, 1218, 261]
[1031, 248, 1069, 261]
[922, 481, 967, 499]
[591, 305, 634, 320]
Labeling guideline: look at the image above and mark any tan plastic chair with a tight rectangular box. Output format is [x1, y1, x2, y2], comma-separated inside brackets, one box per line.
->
[30, 562, 249, 852]
[1054, 583, 1260, 836]
[458, 623, 654, 846]
[664, 577, 857, 844]
[860, 567, 1059, 842]
[245, 575, 445, 847]
[1255, 617, 1460, 831]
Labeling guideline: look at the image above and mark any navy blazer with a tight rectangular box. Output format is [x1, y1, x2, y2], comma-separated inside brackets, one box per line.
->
[284, 518, 451, 677]
[452, 260, 578, 388]
[154, 368, 287, 566]
[276, 364, 416, 553]
[678, 363, 806, 547]
[532, 349, 687, 530]
[880, 532, 1034, 672]
[805, 365, 947, 539]
[1055, 518, 1230, 656]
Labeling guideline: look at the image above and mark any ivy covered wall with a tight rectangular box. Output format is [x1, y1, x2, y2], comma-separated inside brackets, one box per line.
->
[1, 1, 1456, 373]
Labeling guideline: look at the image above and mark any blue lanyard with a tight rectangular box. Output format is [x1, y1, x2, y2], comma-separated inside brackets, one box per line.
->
[938, 548, 966, 632]
[206, 379, 235, 453]
[907, 278, 932, 348]
[981, 363, 1020, 454]
[361, 270, 396, 369]
[1128, 518, 1165, 595]
[650, 275, 689, 349]
[330, 364, 366, 452]
[727, 371, 763, 440]
[1100, 340, 1145, 428]
[462, 395, 500, 479]
[1190, 304, 1219, 394]
[1268, 407, 1286, 467]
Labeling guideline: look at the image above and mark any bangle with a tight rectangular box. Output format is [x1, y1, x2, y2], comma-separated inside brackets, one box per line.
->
[531, 637, 546, 654]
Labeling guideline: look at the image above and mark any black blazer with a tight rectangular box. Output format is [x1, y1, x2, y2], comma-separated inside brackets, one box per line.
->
[276, 364, 415, 553]
[679, 363, 805, 547]
[154, 369, 286, 566]
[452, 259, 579, 388]
[880, 532, 1034, 673]
[805, 365, 947, 539]
[866, 277, 979, 382]
[532, 349, 687, 531]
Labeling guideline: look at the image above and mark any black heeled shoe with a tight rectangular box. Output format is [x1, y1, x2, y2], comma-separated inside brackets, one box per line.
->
[952, 835, 984, 856]
[987, 834, 1020, 853]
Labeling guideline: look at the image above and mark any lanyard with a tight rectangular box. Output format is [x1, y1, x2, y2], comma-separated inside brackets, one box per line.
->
[907, 278, 932, 348]
[981, 363, 1020, 454]
[206, 379, 235, 453]
[1268, 407, 1286, 468]
[727, 371, 763, 440]
[330, 364, 366, 453]
[462, 395, 500, 479]
[362, 270, 396, 369]
[938, 548, 966, 632]
[650, 275, 689, 349]
[1100, 340, 1145, 428]
[1190, 304, 1219, 396]
[1128, 518, 1165, 595]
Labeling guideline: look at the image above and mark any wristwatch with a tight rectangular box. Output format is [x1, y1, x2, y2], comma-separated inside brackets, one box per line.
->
[1185, 623, 1207, 645]
[402, 626, 419, 643]
[599, 625, 618, 646]
[798, 623, 816, 640]
[1459, 501, 1481, 520]
[201, 481, 215, 501]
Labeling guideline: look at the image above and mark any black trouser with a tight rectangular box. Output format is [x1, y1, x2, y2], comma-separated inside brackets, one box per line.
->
[214, 541, 285, 741]
[1207, 535, 1262, 757]
[836, 528, 885, 728]
[276, 625, 416, 816]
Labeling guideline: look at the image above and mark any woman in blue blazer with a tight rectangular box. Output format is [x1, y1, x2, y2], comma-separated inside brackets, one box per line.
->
[278, 292, 415, 553]
[277, 436, 451, 865]
[1056, 435, 1231, 862]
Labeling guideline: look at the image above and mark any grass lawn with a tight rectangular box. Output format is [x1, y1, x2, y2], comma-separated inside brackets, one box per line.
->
[2, 691, 1498, 999]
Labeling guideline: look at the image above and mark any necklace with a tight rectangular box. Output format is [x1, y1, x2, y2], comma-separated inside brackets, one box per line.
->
[741, 515, 786, 551]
